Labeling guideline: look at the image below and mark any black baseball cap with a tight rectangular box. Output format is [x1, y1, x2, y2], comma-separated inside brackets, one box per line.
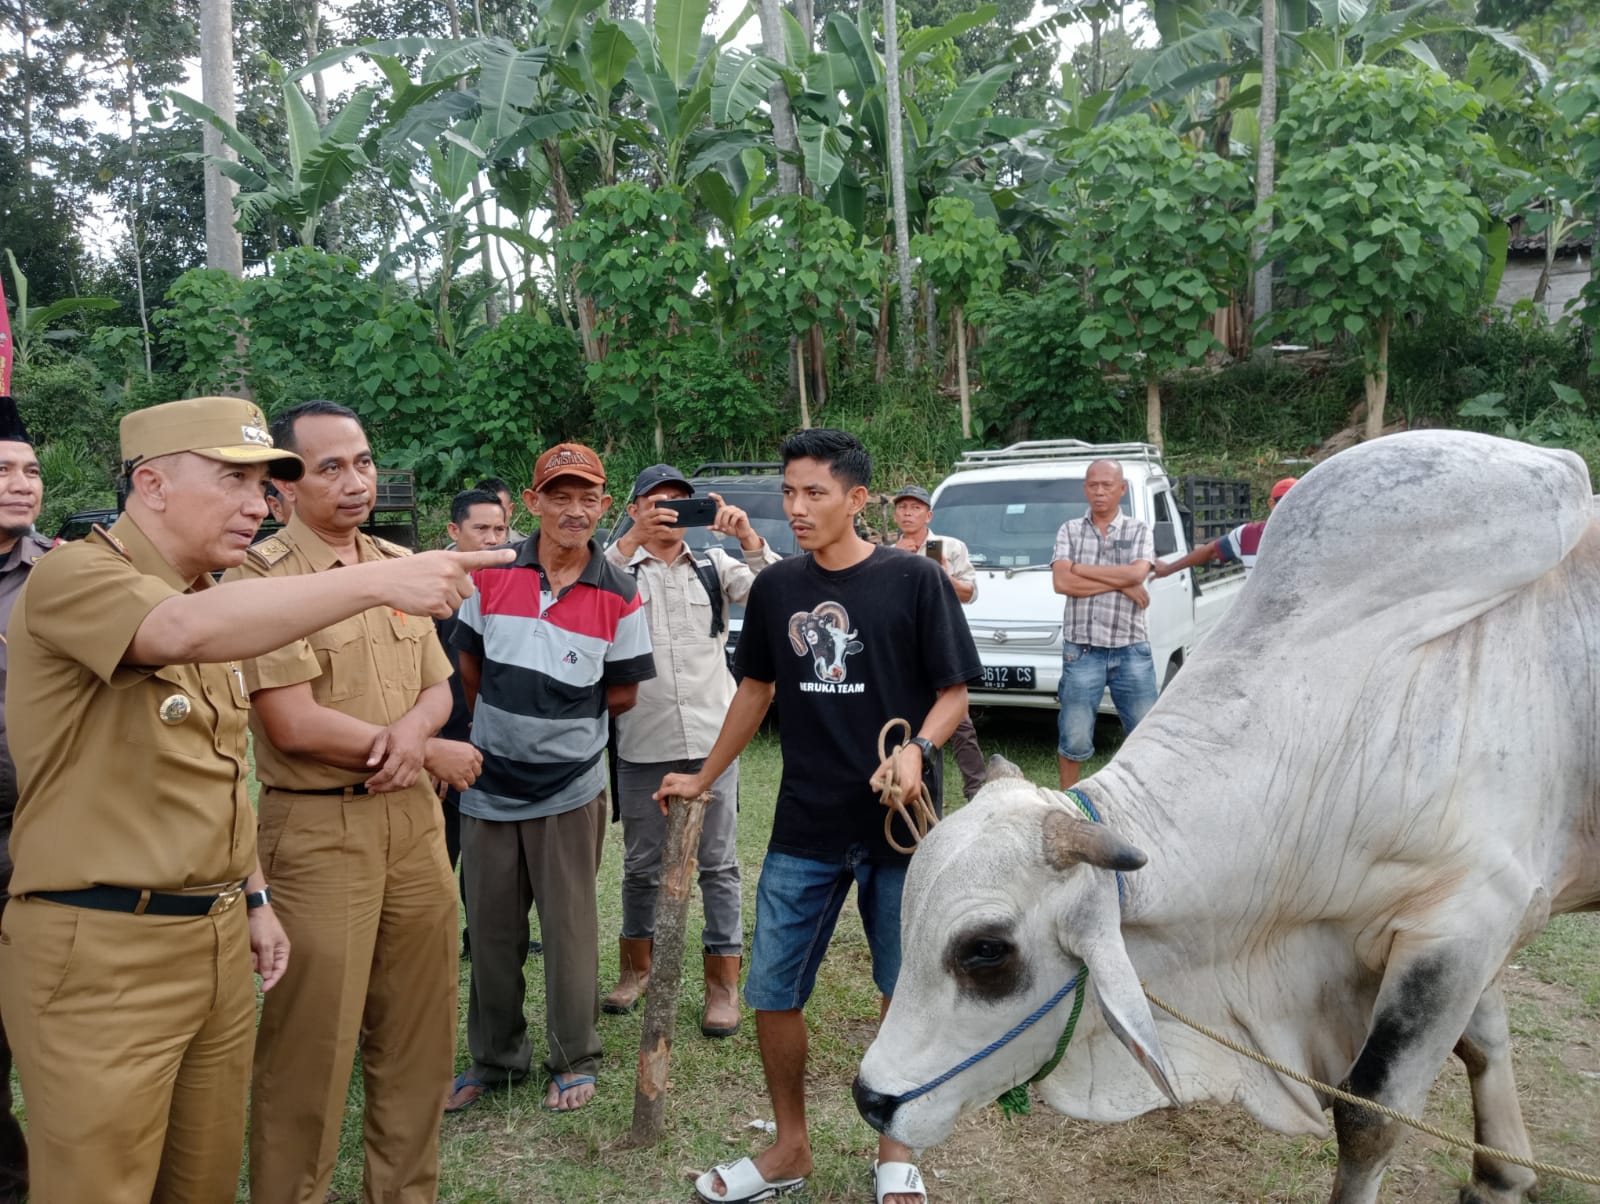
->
[630, 464, 694, 501]
[893, 484, 932, 506]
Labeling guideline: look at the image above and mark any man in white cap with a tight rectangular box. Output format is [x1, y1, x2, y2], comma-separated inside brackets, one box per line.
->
[891, 484, 986, 801]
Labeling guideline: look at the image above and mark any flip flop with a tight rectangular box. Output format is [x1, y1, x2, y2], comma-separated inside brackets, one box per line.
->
[693, 1157, 806, 1203]
[874, 1160, 927, 1204]
[543, 1071, 597, 1112]
[444, 1071, 489, 1115]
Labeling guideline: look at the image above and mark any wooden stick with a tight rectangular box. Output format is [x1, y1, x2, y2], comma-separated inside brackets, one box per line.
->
[628, 790, 710, 1147]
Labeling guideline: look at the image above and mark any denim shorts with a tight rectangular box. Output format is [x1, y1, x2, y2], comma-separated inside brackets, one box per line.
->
[1056, 640, 1158, 762]
[743, 846, 907, 1012]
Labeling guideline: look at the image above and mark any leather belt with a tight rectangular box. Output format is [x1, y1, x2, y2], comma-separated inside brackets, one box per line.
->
[31, 881, 248, 917]
[271, 783, 371, 797]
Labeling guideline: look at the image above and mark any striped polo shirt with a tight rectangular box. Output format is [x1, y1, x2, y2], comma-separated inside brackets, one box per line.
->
[451, 538, 654, 822]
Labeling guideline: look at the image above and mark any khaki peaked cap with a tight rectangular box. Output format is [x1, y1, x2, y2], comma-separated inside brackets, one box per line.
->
[121, 396, 304, 480]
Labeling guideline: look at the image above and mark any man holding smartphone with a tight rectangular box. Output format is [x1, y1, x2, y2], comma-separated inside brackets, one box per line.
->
[601, 465, 779, 1035]
[891, 485, 987, 801]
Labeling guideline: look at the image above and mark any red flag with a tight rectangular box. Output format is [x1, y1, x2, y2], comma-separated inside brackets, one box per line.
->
[0, 269, 12, 395]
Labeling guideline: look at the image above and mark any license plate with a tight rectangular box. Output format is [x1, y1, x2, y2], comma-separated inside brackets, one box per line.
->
[981, 665, 1036, 691]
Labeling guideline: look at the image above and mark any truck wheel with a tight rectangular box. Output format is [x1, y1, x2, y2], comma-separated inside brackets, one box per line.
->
[1162, 654, 1183, 691]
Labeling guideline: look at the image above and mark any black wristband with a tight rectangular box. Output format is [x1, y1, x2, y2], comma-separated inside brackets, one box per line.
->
[245, 888, 272, 911]
[910, 736, 937, 762]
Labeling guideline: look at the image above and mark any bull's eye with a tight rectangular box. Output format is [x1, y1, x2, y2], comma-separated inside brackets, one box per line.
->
[960, 938, 1011, 971]
[946, 930, 1029, 1002]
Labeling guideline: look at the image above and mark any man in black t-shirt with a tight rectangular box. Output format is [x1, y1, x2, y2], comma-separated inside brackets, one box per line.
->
[658, 430, 980, 1204]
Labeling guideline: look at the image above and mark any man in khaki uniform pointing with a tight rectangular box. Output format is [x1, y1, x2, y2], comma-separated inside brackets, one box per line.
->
[0, 396, 510, 1204]
[229, 400, 477, 1204]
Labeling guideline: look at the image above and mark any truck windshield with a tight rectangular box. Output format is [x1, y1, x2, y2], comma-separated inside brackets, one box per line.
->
[933, 479, 1129, 568]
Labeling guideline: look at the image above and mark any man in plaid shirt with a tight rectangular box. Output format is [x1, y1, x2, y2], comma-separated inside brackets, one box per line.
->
[1050, 459, 1157, 787]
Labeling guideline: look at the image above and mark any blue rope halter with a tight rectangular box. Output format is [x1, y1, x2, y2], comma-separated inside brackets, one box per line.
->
[890, 788, 1125, 1109]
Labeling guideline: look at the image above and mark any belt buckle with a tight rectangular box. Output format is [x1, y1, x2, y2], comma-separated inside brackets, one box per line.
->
[209, 885, 244, 916]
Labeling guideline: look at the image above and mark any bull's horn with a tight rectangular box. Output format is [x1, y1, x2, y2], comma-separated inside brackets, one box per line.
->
[787, 611, 810, 656]
[1042, 807, 1148, 873]
[984, 755, 1025, 782]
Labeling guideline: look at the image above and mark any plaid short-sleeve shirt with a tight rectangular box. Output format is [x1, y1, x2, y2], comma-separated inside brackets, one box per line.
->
[1052, 512, 1155, 647]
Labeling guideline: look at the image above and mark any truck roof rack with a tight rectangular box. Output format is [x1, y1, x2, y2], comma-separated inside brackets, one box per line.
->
[949, 440, 1163, 471]
[692, 461, 783, 476]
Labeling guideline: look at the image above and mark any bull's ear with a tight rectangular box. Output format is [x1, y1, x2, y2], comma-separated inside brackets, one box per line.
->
[1041, 806, 1148, 873]
[984, 755, 1025, 782]
[1075, 928, 1180, 1107]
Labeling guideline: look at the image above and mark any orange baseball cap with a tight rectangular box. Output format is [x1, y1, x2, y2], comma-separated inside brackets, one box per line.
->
[532, 442, 607, 492]
[1270, 477, 1298, 501]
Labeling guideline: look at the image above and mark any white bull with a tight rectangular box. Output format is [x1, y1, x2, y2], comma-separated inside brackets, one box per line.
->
[855, 430, 1600, 1204]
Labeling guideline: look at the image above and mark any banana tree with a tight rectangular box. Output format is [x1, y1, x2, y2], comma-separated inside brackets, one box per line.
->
[2, 250, 119, 371]
[166, 63, 384, 248]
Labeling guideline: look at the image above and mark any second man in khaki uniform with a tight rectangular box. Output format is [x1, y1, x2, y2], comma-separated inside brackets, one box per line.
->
[227, 401, 481, 1204]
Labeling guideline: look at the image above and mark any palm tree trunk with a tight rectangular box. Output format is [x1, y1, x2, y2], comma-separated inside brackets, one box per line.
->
[1251, 0, 1278, 359]
[955, 304, 971, 439]
[1363, 316, 1390, 440]
[544, 139, 598, 360]
[797, 340, 812, 428]
[1146, 375, 1163, 452]
[199, 0, 244, 276]
[758, 0, 801, 196]
[124, 38, 153, 379]
[883, 0, 916, 373]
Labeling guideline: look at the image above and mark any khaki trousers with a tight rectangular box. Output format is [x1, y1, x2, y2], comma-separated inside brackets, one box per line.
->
[0, 895, 254, 1204]
[250, 784, 457, 1204]
[461, 793, 606, 1085]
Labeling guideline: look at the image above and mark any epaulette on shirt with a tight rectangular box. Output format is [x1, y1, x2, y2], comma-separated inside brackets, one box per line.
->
[372, 537, 413, 559]
[247, 535, 294, 569]
[89, 523, 131, 561]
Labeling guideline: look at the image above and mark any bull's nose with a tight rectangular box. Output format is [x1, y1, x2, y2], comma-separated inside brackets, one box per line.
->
[851, 1075, 899, 1134]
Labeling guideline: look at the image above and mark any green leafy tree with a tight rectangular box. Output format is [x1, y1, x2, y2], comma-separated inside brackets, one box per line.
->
[1264, 67, 1495, 435]
[1048, 115, 1249, 451]
[560, 182, 707, 452]
[911, 196, 1016, 438]
[2, 250, 120, 371]
[731, 195, 884, 427]
[1265, 159, 1486, 440]
[969, 275, 1124, 442]
[457, 311, 588, 465]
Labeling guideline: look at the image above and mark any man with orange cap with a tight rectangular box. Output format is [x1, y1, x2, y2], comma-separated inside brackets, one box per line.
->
[1152, 476, 1298, 578]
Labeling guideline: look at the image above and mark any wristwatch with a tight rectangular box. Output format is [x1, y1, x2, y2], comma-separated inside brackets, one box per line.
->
[245, 887, 272, 911]
[909, 736, 937, 762]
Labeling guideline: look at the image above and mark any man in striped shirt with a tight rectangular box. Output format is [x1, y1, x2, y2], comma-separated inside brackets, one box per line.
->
[444, 443, 654, 1114]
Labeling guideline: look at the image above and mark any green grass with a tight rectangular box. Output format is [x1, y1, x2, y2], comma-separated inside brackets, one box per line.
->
[307, 711, 1107, 1203]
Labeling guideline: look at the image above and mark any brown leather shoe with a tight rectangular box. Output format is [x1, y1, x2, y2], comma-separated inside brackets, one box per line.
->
[701, 952, 742, 1037]
[602, 937, 652, 1014]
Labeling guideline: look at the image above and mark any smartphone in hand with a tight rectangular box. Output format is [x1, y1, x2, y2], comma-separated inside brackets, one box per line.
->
[924, 538, 944, 562]
[659, 497, 719, 528]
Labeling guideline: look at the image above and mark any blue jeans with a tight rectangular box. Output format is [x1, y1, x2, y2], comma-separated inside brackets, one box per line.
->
[743, 847, 907, 1012]
[1056, 640, 1158, 762]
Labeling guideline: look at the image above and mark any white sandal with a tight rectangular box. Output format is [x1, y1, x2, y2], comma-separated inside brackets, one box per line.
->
[693, 1156, 806, 1203]
[874, 1159, 928, 1203]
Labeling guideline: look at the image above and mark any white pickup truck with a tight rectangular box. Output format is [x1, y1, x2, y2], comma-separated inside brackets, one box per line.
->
[928, 440, 1250, 710]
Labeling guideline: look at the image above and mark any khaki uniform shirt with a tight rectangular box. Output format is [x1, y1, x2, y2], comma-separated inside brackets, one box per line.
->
[605, 539, 779, 763]
[6, 516, 255, 895]
[0, 530, 54, 820]
[225, 515, 452, 793]
[896, 529, 979, 604]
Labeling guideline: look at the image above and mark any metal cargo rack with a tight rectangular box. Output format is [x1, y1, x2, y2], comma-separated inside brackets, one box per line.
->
[365, 469, 420, 549]
[692, 462, 782, 476]
[1177, 475, 1252, 547]
[950, 440, 1164, 472]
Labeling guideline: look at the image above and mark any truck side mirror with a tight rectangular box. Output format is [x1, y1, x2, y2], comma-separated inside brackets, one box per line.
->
[1153, 521, 1178, 557]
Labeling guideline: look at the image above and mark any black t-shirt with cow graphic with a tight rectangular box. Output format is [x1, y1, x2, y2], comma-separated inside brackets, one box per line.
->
[735, 544, 982, 864]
